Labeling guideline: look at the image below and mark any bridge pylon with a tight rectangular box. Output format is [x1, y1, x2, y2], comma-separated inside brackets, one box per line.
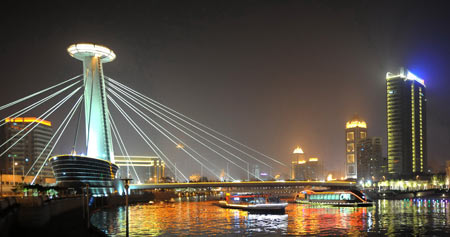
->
[67, 43, 115, 163]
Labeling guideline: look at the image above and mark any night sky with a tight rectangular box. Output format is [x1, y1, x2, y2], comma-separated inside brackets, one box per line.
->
[1, 0, 450, 179]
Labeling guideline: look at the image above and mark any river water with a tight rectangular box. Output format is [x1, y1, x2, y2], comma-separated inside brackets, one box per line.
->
[91, 199, 450, 236]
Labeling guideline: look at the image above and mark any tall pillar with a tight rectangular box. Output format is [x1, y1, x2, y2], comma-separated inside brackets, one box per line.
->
[68, 43, 116, 163]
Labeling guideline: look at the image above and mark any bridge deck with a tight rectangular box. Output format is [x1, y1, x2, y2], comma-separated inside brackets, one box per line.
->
[130, 180, 356, 190]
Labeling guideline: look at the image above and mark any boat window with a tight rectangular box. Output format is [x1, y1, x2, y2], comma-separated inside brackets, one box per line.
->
[340, 194, 351, 200]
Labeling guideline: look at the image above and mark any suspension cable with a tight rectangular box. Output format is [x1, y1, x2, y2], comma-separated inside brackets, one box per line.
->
[26, 94, 83, 177]
[108, 96, 188, 182]
[0, 80, 82, 127]
[107, 87, 225, 178]
[109, 82, 272, 171]
[0, 87, 81, 157]
[0, 74, 82, 111]
[109, 92, 240, 181]
[31, 94, 83, 185]
[107, 77, 284, 166]
[109, 113, 142, 183]
[108, 88, 238, 180]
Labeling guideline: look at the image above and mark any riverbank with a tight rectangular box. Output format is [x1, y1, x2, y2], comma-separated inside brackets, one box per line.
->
[0, 191, 221, 236]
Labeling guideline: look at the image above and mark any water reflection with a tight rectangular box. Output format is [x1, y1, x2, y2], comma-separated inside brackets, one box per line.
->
[90, 199, 450, 236]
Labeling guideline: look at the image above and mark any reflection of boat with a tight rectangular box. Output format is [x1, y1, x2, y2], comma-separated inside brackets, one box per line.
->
[216, 193, 288, 213]
[295, 190, 374, 207]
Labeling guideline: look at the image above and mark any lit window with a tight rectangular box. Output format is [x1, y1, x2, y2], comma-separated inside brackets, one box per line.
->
[360, 131, 367, 139]
[347, 154, 355, 163]
[347, 143, 354, 153]
[347, 132, 354, 141]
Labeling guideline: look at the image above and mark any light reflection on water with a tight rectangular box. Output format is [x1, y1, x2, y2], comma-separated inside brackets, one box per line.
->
[91, 199, 450, 236]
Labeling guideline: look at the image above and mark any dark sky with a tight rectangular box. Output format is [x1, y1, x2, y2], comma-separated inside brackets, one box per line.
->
[1, 0, 450, 179]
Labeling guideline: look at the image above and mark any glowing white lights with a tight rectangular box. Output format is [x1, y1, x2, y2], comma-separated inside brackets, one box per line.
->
[386, 68, 425, 87]
[293, 146, 304, 154]
[67, 43, 116, 63]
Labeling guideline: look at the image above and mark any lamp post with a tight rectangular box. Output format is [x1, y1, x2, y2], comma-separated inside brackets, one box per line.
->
[121, 178, 133, 237]
[13, 161, 18, 186]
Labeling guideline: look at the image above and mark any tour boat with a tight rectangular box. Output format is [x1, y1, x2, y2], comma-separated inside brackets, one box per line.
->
[217, 193, 288, 213]
[295, 190, 374, 207]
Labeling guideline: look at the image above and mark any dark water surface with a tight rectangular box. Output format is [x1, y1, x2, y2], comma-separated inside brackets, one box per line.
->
[91, 199, 450, 236]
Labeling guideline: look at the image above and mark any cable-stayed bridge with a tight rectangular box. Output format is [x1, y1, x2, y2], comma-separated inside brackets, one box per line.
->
[0, 43, 352, 194]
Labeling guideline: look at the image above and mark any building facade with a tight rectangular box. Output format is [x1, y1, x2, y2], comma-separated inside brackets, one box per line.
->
[292, 158, 322, 181]
[115, 155, 165, 183]
[0, 117, 54, 185]
[345, 115, 367, 179]
[291, 146, 305, 180]
[386, 68, 427, 178]
[356, 137, 382, 182]
[291, 147, 322, 181]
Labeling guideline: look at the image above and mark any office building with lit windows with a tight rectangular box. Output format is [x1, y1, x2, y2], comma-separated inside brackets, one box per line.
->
[291, 146, 305, 179]
[386, 68, 427, 179]
[291, 147, 321, 180]
[356, 137, 382, 182]
[0, 117, 55, 185]
[345, 115, 367, 179]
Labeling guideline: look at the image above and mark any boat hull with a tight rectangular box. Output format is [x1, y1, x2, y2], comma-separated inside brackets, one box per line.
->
[295, 200, 374, 207]
[216, 201, 288, 214]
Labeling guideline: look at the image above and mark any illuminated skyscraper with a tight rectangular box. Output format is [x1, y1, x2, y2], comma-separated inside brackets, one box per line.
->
[291, 146, 304, 180]
[386, 68, 426, 178]
[345, 115, 367, 179]
[0, 117, 54, 182]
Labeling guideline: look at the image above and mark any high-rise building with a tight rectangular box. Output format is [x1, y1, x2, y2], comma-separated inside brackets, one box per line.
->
[356, 137, 382, 182]
[291, 146, 305, 180]
[0, 117, 54, 182]
[386, 68, 427, 178]
[345, 115, 367, 179]
[292, 157, 322, 181]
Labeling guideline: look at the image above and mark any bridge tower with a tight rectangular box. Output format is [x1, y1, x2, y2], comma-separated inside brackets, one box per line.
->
[67, 43, 115, 163]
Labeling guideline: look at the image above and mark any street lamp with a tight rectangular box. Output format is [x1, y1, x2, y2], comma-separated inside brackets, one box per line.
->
[121, 178, 133, 237]
[13, 161, 18, 185]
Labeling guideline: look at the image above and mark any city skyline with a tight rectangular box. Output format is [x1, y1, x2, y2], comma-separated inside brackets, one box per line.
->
[1, 1, 450, 178]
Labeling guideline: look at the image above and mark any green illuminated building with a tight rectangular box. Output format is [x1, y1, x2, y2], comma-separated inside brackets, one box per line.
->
[386, 68, 427, 178]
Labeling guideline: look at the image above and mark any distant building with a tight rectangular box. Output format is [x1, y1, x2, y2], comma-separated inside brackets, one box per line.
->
[252, 164, 260, 180]
[291, 146, 322, 181]
[115, 155, 165, 183]
[345, 115, 367, 179]
[356, 137, 382, 182]
[305, 157, 321, 181]
[0, 117, 54, 185]
[291, 146, 305, 180]
[292, 158, 322, 181]
[386, 68, 427, 178]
